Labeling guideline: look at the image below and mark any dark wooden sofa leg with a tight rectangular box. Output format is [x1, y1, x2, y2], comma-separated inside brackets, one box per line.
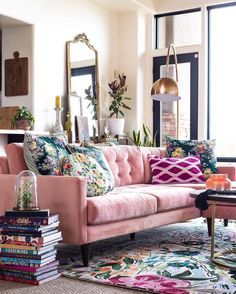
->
[206, 218, 212, 236]
[224, 219, 229, 227]
[81, 243, 91, 267]
[130, 233, 135, 240]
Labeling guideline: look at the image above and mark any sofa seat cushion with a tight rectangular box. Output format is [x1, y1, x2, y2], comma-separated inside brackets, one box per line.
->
[87, 184, 196, 225]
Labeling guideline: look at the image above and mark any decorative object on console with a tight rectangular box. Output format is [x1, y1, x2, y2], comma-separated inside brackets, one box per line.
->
[52, 96, 63, 134]
[132, 124, 157, 147]
[206, 174, 231, 191]
[5, 51, 28, 97]
[107, 73, 132, 136]
[166, 136, 217, 180]
[14, 170, 39, 211]
[66, 33, 100, 143]
[151, 44, 181, 138]
[12, 106, 35, 131]
[0, 107, 19, 129]
[23, 132, 69, 175]
[148, 155, 205, 184]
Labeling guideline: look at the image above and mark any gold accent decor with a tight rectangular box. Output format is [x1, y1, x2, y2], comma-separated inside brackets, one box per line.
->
[151, 44, 181, 139]
[66, 33, 100, 143]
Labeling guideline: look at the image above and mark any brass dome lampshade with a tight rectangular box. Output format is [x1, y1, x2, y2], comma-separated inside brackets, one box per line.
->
[151, 44, 181, 138]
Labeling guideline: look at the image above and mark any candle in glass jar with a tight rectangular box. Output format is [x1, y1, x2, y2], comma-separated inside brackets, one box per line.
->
[55, 96, 61, 109]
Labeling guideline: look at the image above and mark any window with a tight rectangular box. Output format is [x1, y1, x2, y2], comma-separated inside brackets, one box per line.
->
[208, 3, 236, 160]
[155, 9, 201, 49]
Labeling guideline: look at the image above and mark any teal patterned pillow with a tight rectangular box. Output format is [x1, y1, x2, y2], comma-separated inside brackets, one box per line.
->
[61, 153, 112, 196]
[166, 136, 217, 179]
[67, 144, 115, 191]
[24, 133, 69, 175]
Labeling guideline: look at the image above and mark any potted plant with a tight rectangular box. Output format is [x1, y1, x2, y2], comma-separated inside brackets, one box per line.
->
[107, 73, 131, 135]
[12, 106, 35, 131]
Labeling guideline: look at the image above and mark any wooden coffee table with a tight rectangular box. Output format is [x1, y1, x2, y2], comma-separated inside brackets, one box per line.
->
[190, 190, 236, 269]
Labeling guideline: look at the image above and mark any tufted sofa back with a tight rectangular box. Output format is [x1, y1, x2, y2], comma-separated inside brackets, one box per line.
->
[4, 143, 167, 186]
[99, 145, 166, 186]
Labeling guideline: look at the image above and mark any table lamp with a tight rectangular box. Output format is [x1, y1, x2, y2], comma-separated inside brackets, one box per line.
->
[151, 44, 181, 138]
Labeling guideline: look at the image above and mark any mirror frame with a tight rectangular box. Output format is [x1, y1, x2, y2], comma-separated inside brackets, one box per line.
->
[66, 33, 100, 142]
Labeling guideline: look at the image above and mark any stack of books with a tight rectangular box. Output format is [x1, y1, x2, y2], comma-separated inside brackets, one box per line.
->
[0, 209, 62, 285]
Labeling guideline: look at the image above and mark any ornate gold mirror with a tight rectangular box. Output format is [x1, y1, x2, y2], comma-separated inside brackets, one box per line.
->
[66, 33, 100, 142]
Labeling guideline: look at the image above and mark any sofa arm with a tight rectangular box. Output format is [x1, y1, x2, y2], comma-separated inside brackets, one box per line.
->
[0, 175, 87, 245]
[0, 157, 9, 174]
[217, 163, 236, 181]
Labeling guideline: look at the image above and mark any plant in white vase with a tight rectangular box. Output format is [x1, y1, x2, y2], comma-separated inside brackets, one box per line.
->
[107, 73, 132, 135]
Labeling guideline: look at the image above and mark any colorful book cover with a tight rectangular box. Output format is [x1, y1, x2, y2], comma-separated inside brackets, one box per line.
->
[0, 214, 58, 226]
[0, 260, 59, 273]
[5, 210, 50, 218]
[1, 228, 58, 238]
[0, 265, 58, 277]
[0, 272, 61, 285]
[0, 268, 58, 281]
[0, 238, 62, 250]
[0, 255, 56, 267]
[0, 221, 60, 232]
[0, 249, 57, 260]
[0, 231, 62, 246]
[0, 244, 56, 255]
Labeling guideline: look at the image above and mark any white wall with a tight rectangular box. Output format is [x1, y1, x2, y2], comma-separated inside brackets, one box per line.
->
[0, 0, 119, 131]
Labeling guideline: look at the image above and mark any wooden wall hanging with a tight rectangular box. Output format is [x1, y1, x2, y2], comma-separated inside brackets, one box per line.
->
[5, 51, 28, 96]
[0, 106, 19, 129]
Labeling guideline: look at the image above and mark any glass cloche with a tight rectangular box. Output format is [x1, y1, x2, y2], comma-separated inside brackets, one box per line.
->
[13, 170, 39, 211]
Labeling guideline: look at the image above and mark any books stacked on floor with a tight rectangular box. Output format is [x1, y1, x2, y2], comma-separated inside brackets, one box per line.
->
[0, 209, 62, 285]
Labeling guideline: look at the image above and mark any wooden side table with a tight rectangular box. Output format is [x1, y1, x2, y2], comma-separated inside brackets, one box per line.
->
[190, 190, 236, 269]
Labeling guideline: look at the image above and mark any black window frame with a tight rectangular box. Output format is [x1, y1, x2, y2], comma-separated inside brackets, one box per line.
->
[207, 2, 236, 162]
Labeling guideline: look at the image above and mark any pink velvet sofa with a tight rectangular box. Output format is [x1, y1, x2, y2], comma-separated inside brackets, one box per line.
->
[0, 143, 236, 266]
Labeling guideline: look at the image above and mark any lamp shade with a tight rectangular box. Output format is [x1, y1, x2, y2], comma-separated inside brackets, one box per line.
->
[151, 77, 181, 101]
[151, 44, 181, 102]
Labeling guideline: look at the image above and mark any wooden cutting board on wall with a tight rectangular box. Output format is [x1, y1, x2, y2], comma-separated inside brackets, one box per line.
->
[5, 51, 28, 96]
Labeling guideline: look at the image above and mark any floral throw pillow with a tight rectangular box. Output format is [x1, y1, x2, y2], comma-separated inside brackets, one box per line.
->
[165, 136, 217, 179]
[67, 143, 115, 191]
[23, 132, 69, 175]
[61, 153, 112, 197]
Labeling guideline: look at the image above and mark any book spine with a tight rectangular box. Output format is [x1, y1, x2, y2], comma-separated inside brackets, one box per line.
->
[0, 257, 44, 264]
[0, 252, 42, 259]
[0, 260, 41, 267]
[0, 215, 58, 226]
[0, 225, 40, 232]
[5, 210, 50, 217]
[0, 274, 39, 285]
[0, 243, 40, 250]
[0, 247, 39, 255]
[0, 270, 36, 280]
[0, 235, 43, 245]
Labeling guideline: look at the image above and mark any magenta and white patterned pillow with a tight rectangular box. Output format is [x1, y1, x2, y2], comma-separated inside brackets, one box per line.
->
[148, 155, 205, 184]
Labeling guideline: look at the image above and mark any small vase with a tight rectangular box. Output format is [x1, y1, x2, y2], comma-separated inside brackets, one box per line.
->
[206, 174, 231, 191]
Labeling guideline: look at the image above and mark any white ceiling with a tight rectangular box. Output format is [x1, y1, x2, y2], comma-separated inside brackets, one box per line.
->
[0, 15, 29, 29]
[87, 0, 157, 13]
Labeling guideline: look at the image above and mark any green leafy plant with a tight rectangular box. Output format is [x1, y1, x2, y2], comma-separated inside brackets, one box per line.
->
[17, 180, 33, 210]
[12, 106, 35, 126]
[84, 85, 97, 120]
[132, 124, 157, 147]
[108, 73, 132, 118]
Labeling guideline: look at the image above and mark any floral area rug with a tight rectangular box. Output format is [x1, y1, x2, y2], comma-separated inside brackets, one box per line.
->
[59, 219, 236, 293]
